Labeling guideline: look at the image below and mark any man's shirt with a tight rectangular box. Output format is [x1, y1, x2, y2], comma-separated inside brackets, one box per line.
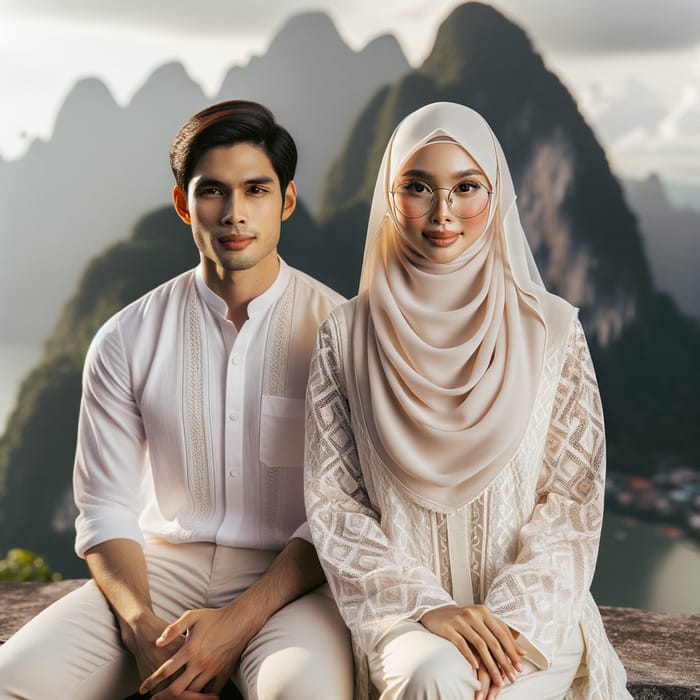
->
[74, 259, 343, 556]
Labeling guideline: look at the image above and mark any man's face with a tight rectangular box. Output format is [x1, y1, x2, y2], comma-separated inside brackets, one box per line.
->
[174, 142, 295, 276]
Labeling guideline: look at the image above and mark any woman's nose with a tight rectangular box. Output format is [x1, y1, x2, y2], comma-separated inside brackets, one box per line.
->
[431, 190, 452, 223]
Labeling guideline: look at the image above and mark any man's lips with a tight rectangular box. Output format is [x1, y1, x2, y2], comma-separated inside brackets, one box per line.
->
[422, 231, 461, 247]
[219, 235, 254, 251]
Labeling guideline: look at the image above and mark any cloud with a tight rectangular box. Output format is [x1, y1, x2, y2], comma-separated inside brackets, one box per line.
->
[497, 0, 700, 54]
[11, 0, 700, 53]
[0, 0, 314, 35]
[609, 85, 700, 184]
[578, 78, 668, 143]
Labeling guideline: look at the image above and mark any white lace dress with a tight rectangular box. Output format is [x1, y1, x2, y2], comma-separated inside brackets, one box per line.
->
[304, 300, 631, 699]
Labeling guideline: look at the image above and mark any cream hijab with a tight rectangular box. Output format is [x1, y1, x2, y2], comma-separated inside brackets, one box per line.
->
[350, 102, 573, 510]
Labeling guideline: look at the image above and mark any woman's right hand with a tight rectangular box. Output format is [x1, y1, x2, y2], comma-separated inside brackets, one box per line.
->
[419, 604, 525, 689]
[476, 663, 500, 700]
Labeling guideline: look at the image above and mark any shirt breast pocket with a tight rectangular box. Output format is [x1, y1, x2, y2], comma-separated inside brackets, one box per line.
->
[259, 396, 306, 468]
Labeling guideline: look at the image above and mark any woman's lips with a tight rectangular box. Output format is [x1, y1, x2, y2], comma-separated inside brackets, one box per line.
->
[423, 231, 460, 247]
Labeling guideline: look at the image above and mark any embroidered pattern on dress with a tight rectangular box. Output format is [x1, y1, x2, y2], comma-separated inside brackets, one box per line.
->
[306, 313, 630, 699]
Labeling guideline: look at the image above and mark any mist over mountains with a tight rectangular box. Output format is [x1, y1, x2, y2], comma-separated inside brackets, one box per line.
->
[0, 2, 698, 577]
[623, 175, 700, 320]
[0, 11, 408, 346]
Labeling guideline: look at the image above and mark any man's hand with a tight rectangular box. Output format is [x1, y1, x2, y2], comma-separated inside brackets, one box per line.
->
[86, 539, 211, 697]
[139, 603, 257, 699]
[120, 611, 186, 695]
[140, 536, 324, 698]
[419, 604, 525, 689]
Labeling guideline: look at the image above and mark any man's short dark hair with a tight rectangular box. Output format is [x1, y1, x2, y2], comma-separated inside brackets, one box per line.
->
[169, 100, 297, 195]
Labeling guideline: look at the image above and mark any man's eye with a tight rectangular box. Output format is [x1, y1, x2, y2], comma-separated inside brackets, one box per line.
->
[248, 185, 267, 195]
[200, 187, 223, 196]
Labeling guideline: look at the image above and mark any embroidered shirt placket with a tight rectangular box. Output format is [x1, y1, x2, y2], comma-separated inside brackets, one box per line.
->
[183, 285, 212, 531]
[447, 507, 474, 606]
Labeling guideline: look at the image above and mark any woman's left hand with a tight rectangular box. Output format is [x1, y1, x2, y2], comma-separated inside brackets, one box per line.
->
[420, 604, 525, 689]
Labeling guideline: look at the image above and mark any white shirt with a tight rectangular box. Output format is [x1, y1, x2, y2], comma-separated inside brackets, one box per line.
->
[74, 259, 343, 557]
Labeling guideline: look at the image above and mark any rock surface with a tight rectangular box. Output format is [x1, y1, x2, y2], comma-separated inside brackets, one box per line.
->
[599, 605, 700, 699]
[1, 582, 698, 698]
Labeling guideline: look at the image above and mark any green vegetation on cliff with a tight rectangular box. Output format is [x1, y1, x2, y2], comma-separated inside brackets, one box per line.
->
[1, 2, 698, 576]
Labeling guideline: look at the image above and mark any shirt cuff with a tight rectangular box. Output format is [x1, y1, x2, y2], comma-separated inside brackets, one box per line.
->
[510, 627, 549, 670]
[74, 508, 145, 558]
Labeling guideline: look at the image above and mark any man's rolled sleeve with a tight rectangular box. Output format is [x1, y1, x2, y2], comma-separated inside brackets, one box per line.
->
[73, 319, 147, 557]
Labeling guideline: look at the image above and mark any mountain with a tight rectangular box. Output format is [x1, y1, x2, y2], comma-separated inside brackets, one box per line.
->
[1, 3, 698, 575]
[216, 12, 409, 210]
[319, 1, 650, 347]
[0, 12, 408, 348]
[314, 1, 699, 471]
[0, 67, 208, 347]
[623, 175, 700, 320]
[0, 199, 327, 577]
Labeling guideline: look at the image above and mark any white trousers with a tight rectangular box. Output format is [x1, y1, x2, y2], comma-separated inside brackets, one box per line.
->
[368, 620, 584, 700]
[0, 540, 353, 700]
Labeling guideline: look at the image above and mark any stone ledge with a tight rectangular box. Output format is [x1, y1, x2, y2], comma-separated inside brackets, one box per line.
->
[1, 582, 698, 698]
[597, 605, 700, 699]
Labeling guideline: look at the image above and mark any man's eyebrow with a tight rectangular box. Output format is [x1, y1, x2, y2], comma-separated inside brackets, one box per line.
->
[193, 177, 227, 189]
[193, 175, 276, 188]
[244, 176, 275, 185]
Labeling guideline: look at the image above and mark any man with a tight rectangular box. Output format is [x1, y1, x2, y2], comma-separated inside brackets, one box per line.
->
[0, 101, 352, 699]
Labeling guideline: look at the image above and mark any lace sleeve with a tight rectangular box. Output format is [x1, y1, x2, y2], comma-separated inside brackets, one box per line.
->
[484, 319, 605, 667]
[304, 313, 454, 653]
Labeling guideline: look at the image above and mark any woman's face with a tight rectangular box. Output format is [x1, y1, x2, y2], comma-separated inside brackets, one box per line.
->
[391, 142, 492, 264]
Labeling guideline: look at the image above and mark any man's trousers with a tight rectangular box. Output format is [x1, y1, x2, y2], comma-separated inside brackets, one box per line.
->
[0, 539, 353, 699]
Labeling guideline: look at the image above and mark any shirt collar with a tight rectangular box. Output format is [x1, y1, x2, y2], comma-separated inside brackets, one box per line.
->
[194, 257, 291, 321]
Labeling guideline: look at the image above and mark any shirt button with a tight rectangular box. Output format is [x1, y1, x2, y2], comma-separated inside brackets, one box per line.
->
[231, 355, 241, 365]
[229, 412, 239, 421]
[229, 470, 239, 478]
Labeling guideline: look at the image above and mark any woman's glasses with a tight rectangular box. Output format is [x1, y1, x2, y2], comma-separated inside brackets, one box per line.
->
[391, 180, 492, 219]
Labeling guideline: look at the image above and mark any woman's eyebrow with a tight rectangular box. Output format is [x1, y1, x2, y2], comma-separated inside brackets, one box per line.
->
[399, 168, 486, 179]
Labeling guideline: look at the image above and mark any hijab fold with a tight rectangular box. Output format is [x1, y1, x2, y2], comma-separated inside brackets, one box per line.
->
[350, 102, 573, 510]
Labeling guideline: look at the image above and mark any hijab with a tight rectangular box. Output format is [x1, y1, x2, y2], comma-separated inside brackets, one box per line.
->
[350, 102, 573, 510]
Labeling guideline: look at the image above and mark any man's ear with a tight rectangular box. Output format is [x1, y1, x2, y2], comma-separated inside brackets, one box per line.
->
[281, 181, 297, 222]
[173, 185, 191, 225]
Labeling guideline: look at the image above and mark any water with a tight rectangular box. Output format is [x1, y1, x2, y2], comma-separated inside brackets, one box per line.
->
[593, 511, 700, 612]
[1, 343, 699, 611]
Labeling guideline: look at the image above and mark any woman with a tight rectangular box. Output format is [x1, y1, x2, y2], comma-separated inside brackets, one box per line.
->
[304, 102, 631, 699]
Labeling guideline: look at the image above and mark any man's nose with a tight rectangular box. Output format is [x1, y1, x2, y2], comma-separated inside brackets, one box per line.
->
[222, 192, 246, 224]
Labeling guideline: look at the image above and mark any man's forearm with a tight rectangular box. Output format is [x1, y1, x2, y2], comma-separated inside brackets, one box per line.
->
[227, 537, 325, 631]
[85, 538, 155, 634]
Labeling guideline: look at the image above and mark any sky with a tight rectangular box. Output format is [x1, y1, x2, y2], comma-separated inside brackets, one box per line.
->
[2, 0, 700, 187]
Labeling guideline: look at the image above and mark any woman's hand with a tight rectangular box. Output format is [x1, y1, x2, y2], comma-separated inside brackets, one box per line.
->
[476, 663, 502, 700]
[419, 604, 525, 689]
